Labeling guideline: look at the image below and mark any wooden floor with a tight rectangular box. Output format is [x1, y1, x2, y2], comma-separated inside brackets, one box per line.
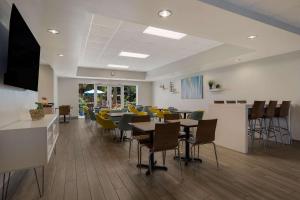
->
[9, 119, 300, 200]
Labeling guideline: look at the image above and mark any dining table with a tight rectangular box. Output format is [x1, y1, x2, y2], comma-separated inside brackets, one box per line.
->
[130, 118, 200, 175]
[166, 119, 200, 165]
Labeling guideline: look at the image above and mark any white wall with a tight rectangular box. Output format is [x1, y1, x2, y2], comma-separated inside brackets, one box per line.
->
[58, 77, 152, 117]
[153, 51, 300, 140]
[0, 0, 37, 127]
[38, 64, 54, 103]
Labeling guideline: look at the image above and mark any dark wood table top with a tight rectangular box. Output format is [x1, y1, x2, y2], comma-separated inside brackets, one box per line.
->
[166, 119, 198, 127]
[130, 119, 198, 131]
[129, 121, 157, 132]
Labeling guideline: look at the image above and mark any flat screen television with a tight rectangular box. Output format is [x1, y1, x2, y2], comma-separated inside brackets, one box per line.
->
[4, 4, 40, 91]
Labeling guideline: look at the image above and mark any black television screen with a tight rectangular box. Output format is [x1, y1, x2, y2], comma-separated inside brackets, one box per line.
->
[4, 4, 40, 91]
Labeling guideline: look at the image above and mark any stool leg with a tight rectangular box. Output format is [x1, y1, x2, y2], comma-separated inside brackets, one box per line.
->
[285, 117, 292, 144]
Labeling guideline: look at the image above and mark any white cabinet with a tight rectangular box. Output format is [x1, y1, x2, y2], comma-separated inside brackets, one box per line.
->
[0, 114, 59, 197]
[0, 114, 59, 172]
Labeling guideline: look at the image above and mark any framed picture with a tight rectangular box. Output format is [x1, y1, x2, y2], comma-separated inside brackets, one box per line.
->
[181, 75, 203, 99]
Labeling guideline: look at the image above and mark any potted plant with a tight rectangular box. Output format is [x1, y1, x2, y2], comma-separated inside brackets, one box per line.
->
[216, 83, 221, 89]
[208, 80, 215, 89]
[29, 102, 44, 121]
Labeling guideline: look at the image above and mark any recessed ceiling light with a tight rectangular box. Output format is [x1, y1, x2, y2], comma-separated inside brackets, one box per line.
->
[58, 54, 64, 57]
[119, 51, 150, 59]
[107, 64, 129, 69]
[247, 35, 257, 39]
[47, 29, 59, 34]
[143, 26, 186, 40]
[158, 9, 172, 18]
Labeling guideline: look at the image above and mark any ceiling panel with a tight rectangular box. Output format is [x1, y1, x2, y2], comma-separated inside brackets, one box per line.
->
[80, 14, 222, 71]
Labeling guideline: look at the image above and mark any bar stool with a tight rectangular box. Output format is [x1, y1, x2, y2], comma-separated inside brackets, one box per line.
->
[275, 101, 291, 144]
[248, 101, 266, 147]
[214, 100, 225, 104]
[263, 101, 278, 144]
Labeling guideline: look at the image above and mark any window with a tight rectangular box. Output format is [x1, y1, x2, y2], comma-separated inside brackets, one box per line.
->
[78, 84, 138, 115]
[124, 85, 137, 106]
[79, 84, 94, 117]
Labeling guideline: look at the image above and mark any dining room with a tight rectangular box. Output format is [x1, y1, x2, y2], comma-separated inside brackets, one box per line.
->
[1, 0, 300, 199]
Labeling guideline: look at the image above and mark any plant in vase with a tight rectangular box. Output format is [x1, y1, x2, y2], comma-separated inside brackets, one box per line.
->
[216, 84, 221, 89]
[208, 80, 215, 90]
[29, 102, 45, 121]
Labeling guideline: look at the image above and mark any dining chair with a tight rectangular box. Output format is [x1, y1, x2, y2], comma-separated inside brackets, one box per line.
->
[263, 101, 278, 144]
[214, 101, 225, 104]
[275, 101, 291, 144]
[59, 105, 71, 123]
[143, 122, 182, 175]
[248, 101, 266, 147]
[88, 109, 96, 126]
[129, 115, 151, 162]
[187, 119, 219, 168]
[168, 107, 178, 113]
[189, 111, 204, 121]
[96, 114, 118, 139]
[118, 114, 133, 141]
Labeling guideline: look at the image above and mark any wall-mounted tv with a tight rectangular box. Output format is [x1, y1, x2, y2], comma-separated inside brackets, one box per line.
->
[4, 4, 40, 91]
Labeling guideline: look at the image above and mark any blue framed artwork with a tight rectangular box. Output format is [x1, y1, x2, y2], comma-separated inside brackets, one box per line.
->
[181, 75, 203, 99]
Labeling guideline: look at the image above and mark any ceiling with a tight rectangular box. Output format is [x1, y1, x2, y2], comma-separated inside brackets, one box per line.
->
[80, 14, 222, 71]
[4, 0, 300, 80]
[201, 0, 300, 34]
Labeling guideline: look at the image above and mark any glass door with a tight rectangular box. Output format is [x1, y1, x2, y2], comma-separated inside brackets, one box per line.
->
[110, 86, 123, 110]
[96, 85, 108, 109]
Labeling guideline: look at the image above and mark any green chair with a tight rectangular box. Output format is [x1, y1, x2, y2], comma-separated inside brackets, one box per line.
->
[190, 111, 204, 121]
[118, 114, 134, 141]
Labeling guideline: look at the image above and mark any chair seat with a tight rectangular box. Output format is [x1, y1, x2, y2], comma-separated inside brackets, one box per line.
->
[134, 135, 150, 144]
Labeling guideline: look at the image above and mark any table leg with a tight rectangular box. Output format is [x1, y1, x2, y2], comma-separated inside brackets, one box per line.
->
[2, 173, 5, 200]
[184, 126, 190, 164]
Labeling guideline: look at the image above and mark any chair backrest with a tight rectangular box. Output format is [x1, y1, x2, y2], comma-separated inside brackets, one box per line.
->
[237, 100, 247, 104]
[265, 101, 277, 118]
[250, 101, 266, 119]
[153, 122, 180, 152]
[131, 115, 151, 136]
[136, 105, 144, 111]
[164, 113, 180, 120]
[131, 115, 150, 123]
[278, 101, 291, 117]
[226, 100, 236, 104]
[195, 119, 218, 145]
[168, 107, 178, 113]
[96, 115, 116, 129]
[88, 109, 96, 121]
[118, 114, 133, 131]
[59, 105, 70, 115]
[190, 111, 204, 121]
[214, 101, 225, 104]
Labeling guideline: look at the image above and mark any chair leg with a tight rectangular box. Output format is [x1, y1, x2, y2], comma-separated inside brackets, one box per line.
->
[128, 139, 132, 160]
[148, 151, 152, 175]
[212, 142, 219, 168]
[162, 151, 166, 166]
[285, 117, 292, 144]
[177, 147, 183, 179]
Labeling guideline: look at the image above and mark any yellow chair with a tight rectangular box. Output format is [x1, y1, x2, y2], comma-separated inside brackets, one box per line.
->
[99, 109, 111, 119]
[96, 114, 118, 139]
[156, 110, 171, 119]
[128, 104, 148, 116]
